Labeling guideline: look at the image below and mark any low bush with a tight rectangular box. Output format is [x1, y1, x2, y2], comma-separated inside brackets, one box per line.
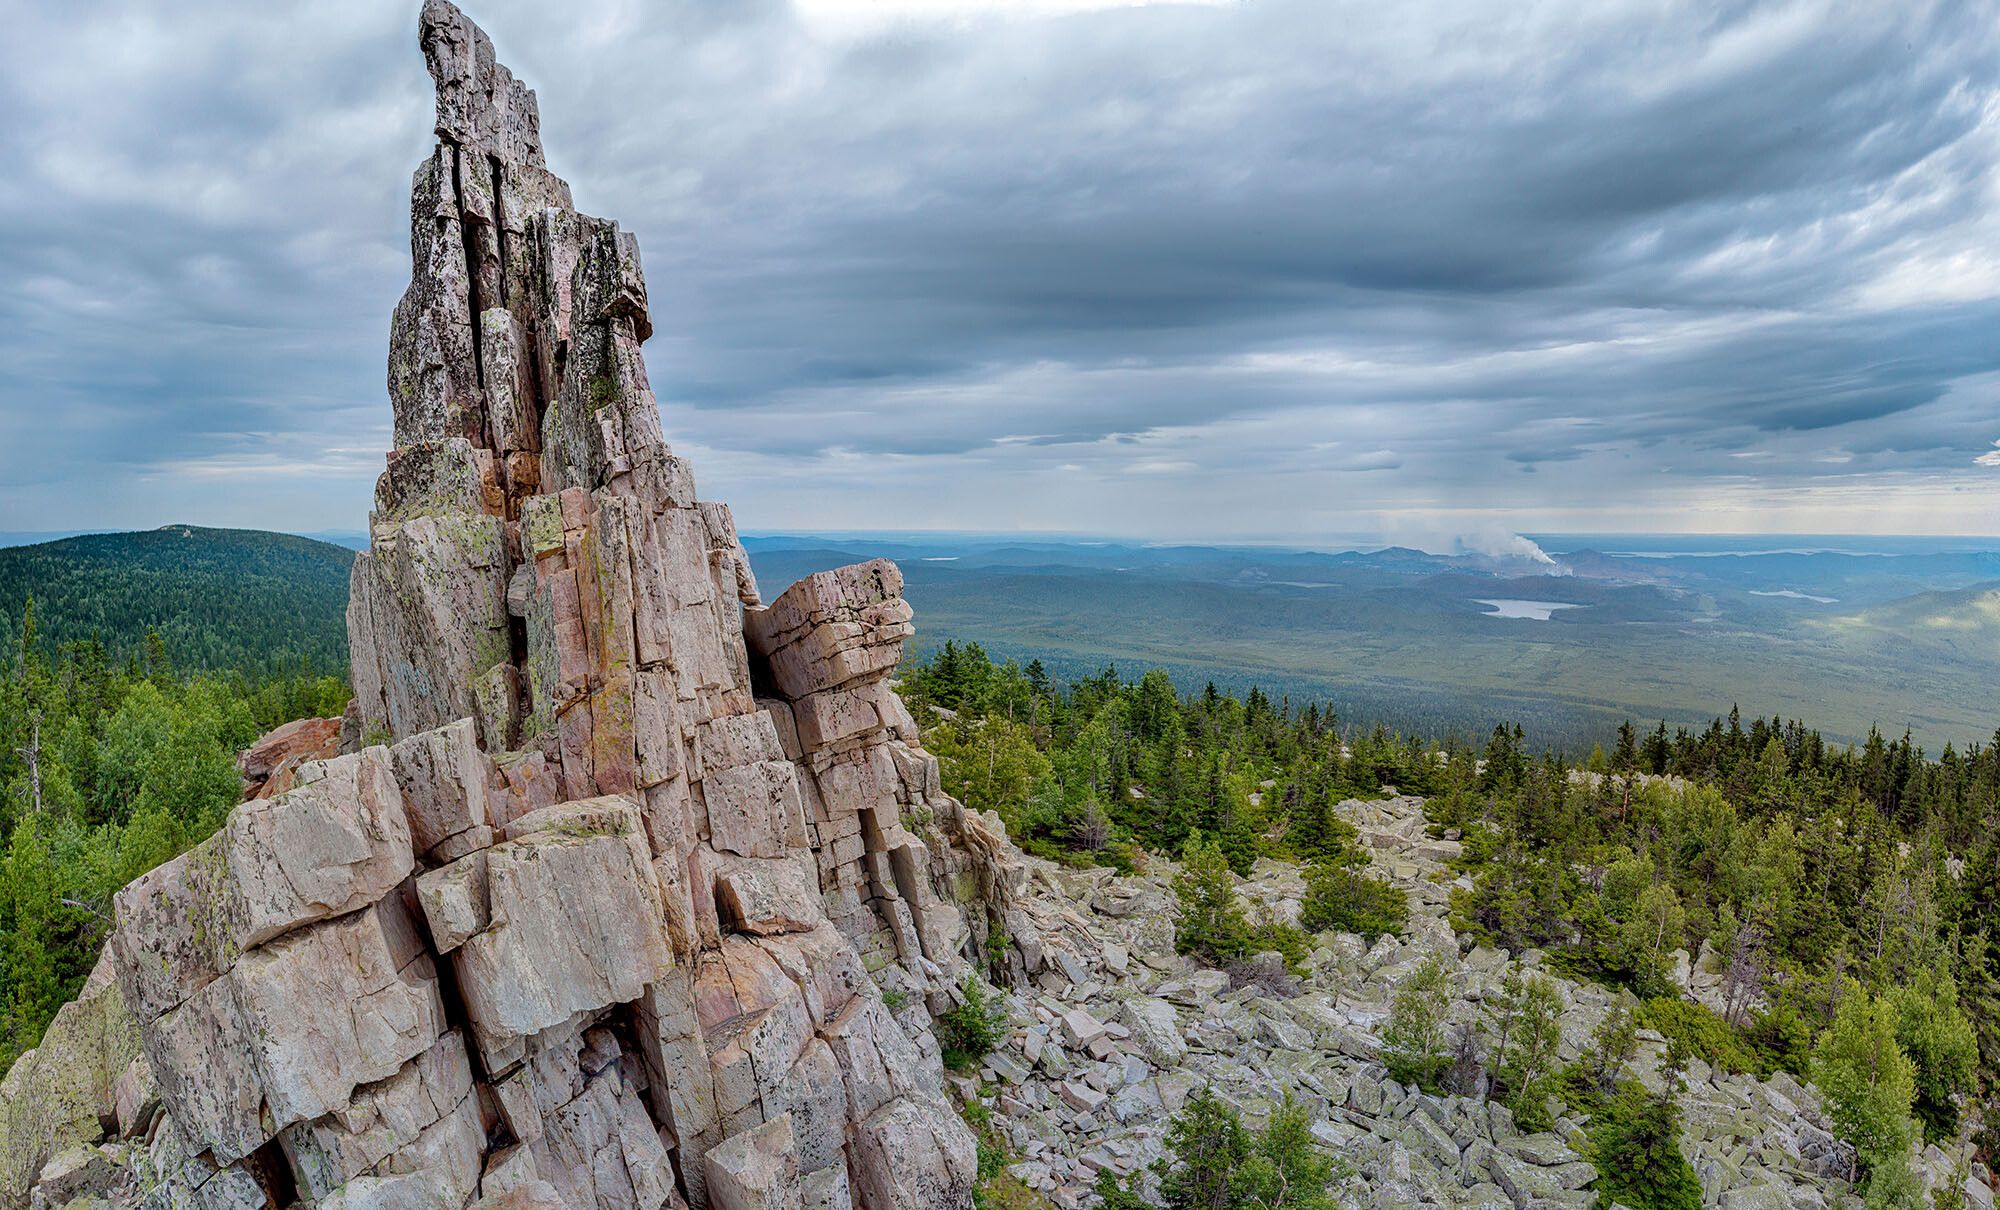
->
[938, 975, 1009, 1071]
[1635, 996, 1755, 1075]
[1299, 859, 1409, 940]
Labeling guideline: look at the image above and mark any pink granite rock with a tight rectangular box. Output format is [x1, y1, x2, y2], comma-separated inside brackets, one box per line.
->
[39, 5, 1026, 1208]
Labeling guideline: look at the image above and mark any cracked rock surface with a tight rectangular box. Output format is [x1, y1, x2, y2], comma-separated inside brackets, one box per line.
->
[0, 5, 1015, 1207]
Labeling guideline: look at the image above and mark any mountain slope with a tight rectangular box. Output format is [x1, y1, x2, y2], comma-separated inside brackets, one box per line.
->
[0, 526, 354, 673]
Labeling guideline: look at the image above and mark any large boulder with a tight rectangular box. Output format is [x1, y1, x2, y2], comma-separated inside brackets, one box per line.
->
[0, 952, 138, 1208]
[237, 716, 342, 800]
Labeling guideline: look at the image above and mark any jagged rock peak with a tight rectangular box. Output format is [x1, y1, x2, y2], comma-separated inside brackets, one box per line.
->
[0, 5, 1027, 1209]
[420, 0, 545, 167]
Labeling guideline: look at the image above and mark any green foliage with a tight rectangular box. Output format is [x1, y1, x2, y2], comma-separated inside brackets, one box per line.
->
[1743, 1000, 1814, 1079]
[1614, 881, 1686, 994]
[1492, 974, 1564, 1131]
[1886, 969, 1978, 1142]
[938, 975, 1009, 1071]
[898, 642, 2000, 1122]
[983, 924, 1012, 979]
[1813, 980, 1919, 1178]
[1092, 1170, 1150, 1210]
[1230, 1092, 1341, 1210]
[1155, 1087, 1249, 1210]
[1582, 995, 1640, 1095]
[1588, 1083, 1704, 1210]
[962, 1098, 1052, 1210]
[0, 528, 353, 677]
[1636, 997, 1757, 1076]
[1382, 952, 1455, 1092]
[1095, 1088, 1341, 1210]
[1245, 915, 1313, 980]
[0, 590, 348, 1069]
[1299, 859, 1407, 941]
[924, 712, 1051, 823]
[1173, 833, 1252, 966]
[1861, 1148, 1926, 1210]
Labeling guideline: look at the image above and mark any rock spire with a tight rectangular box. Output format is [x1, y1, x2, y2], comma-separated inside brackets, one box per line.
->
[0, 4, 1025, 1207]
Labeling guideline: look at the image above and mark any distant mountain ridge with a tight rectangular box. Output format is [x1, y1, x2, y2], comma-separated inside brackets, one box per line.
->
[3, 525, 1995, 748]
[0, 526, 353, 674]
[0, 528, 371, 551]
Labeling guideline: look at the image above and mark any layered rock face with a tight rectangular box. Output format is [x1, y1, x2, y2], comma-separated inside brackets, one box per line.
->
[3, 4, 1019, 1207]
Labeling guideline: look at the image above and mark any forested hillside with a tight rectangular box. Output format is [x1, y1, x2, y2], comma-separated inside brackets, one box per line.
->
[0, 602, 348, 1069]
[0, 527, 353, 676]
[903, 641, 2000, 1199]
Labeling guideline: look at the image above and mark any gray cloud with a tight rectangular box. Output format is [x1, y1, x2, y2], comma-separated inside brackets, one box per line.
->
[1, 0, 1996, 539]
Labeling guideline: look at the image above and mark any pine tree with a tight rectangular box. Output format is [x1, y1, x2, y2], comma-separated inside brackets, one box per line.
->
[1127, 1088, 1339, 1210]
[1589, 1085, 1703, 1210]
[1154, 1088, 1248, 1210]
[1173, 833, 1249, 964]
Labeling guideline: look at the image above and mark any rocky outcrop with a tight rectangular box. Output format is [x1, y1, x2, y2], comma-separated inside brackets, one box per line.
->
[0, 5, 1013, 1207]
[0, 951, 141, 1210]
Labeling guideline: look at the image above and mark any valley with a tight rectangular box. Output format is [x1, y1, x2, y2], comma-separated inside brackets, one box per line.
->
[747, 535, 2000, 751]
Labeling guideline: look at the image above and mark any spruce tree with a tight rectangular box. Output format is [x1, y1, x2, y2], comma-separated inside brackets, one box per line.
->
[1173, 833, 1249, 964]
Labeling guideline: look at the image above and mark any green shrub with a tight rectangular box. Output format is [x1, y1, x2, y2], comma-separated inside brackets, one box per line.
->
[1173, 832, 1253, 965]
[983, 925, 1012, 979]
[1636, 997, 1755, 1075]
[1299, 859, 1408, 940]
[1888, 968, 1978, 1143]
[1092, 1170, 1149, 1210]
[938, 976, 1009, 1071]
[1382, 952, 1455, 1092]
[1095, 1087, 1339, 1210]
[1742, 1001, 1812, 1078]
[962, 1099, 1052, 1210]
[1812, 980, 1919, 1181]
[1588, 1083, 1703, 1210]
[1492, 974, 1565, 1132]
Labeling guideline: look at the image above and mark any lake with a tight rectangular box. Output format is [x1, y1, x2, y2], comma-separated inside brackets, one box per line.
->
[1474, 598, 1586, 621]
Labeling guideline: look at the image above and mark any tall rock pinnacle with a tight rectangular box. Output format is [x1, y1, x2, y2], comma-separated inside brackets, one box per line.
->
[9, 4, 1029, 1207]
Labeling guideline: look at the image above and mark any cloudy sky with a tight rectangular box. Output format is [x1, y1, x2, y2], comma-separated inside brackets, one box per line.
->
[3, 0, 1997, 543]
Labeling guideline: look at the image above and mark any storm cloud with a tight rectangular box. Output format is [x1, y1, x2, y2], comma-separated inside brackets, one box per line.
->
[2, 0, 1996, 539]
